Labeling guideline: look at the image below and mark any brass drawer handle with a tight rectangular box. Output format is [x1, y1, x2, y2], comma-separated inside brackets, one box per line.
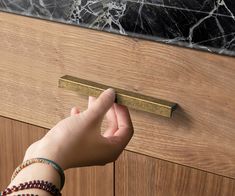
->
[58, 75, 177, 118]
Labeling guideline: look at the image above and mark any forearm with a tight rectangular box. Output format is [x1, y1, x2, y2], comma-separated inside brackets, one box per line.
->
[7, 163, 61, 195]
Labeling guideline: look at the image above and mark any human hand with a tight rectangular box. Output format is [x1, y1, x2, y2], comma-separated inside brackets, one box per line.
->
[24, 88, 134, 170]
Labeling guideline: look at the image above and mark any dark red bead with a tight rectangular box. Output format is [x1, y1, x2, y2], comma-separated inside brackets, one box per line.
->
[19, 185, 24, 190]
[1, 180, 61, 196]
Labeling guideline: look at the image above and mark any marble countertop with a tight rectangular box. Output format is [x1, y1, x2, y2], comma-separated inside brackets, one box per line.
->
[0, 0, 235, 57]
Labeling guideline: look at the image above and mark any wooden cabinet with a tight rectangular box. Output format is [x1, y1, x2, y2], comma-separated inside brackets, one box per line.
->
[115, 151, 235, 196]
[0, 11, 235, 195]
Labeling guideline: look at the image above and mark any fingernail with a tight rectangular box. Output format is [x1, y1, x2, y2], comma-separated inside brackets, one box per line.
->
[106, 88, 116, 101]
[106, 88, 115, 93]
[106, 88, 115, 94]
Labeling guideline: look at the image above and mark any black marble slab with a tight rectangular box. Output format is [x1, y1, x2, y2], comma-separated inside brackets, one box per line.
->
[0, 0, 235, 57]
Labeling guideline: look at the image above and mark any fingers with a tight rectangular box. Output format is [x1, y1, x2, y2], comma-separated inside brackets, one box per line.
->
[101, 104, 133, 161]
[100, 105, 133, 162]
[85, 88, 116, 121]
[112, 104, 134, 147]
[103, 104, 118, 137]
[88, 95, 118, 137]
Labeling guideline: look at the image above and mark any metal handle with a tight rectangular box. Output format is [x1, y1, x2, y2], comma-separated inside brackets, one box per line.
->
[58, 75, 177, 118]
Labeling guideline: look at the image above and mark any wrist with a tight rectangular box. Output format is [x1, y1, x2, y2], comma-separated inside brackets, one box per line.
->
[24, 138, 68, 171]
[9, 163, 61, 195]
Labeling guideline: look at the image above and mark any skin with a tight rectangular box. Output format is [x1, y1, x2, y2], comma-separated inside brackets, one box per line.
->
[7, 88, 134, 195]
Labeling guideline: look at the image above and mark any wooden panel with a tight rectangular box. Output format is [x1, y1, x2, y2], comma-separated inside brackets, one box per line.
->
[63, 166, 113, 196]
[0, 116, 113, 196]
[0, 12, 235, 178]
[115, 151, 235, 196]
[0, 116, 47, 190]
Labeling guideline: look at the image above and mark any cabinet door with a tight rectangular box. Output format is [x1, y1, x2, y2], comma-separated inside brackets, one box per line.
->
[1, 12, 235, 179]
[115, 151, 235, 196]
[0, 116, 113, 196]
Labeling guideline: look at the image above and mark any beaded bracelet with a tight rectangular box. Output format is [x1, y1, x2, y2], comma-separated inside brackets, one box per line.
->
[2, 194, 38, 196]
[12, 193, 39, 196]
[12, 195, 38, 196]
[12, 194, 37, 196]
[11, 158, 65, 190]
[0, 180, 61, 196]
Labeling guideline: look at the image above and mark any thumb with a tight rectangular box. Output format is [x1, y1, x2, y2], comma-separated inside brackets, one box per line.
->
[85, 88, 116, 120]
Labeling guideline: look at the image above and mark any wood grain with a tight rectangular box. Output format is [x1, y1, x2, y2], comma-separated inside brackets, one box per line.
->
[0, 116, 113, 196]
[63, 166, 113, 196]
[0, 117, 47, 190]
[0, 12, 235, 178]
[115, 151, 235, 196]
